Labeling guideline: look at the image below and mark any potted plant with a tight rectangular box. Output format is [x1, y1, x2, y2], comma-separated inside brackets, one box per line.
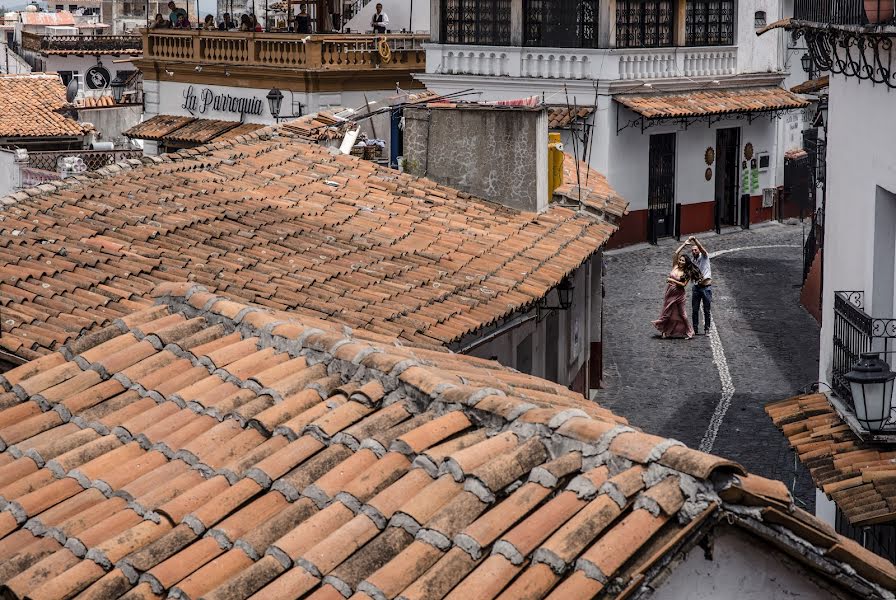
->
[865, 0, 895, 24]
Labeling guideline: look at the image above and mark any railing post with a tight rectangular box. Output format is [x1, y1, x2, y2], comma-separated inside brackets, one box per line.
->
[247, 32, 256, 64]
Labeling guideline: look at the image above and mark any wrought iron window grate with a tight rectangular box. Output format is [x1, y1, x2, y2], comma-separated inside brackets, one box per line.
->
[616, 0, 674, 48]
[685, 1, 735, 46]
[524, 0, 600, 48]
[442, 0, 513, 45]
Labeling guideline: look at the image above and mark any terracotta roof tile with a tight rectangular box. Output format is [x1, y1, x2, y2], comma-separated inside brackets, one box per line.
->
[616, 87, 809, 119]
[0, 74, 87, 139]
[0, 293, 889, 599]
[547, 106, 593, 129]
[768, 392, 896, 526]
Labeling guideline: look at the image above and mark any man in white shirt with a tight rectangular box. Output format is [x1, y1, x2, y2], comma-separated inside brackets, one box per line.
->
[371, 3, 389, 33]
[687, 236, 712, 334]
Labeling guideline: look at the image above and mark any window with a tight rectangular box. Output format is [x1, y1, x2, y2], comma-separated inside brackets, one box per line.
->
[55, 4, 63, 10]
[616, 1, 674, 48]
[686, 1, 736, 46]
[754, 10, 767, 27]
[442, 0, 513, 45]
[524, 0, 600, 48]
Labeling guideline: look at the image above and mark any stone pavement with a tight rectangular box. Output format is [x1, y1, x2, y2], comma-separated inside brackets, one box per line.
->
[594, 222, 819, 510]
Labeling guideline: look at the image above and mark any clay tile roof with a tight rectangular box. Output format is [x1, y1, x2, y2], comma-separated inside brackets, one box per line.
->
[0, 284, 891, 600]
[123, 114, 197, 141]
[0, 73, 88, 139]
[281, 111, 353, 142]
[554, 153, 629, 223]
[162, 118, 243, 144]
[767, 392, 896, 527]
[547, 106, 593, 129]
[791, 75, 830, 95]
[0, 127, 620, 358]
[213, 122, 266, 141]
[75, 95, 115, 108]
[20, 10, 75, 25]
[616, 87, 809, 119]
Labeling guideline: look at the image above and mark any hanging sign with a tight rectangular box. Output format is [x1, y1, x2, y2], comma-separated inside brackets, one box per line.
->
[85, 65, 111, 90]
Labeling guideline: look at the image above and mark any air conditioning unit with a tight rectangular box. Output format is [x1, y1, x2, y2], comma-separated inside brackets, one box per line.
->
[762, 187, 776, 208]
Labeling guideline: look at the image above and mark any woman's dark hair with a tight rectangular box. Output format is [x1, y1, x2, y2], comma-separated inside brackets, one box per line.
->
[682, 254, 702, 282]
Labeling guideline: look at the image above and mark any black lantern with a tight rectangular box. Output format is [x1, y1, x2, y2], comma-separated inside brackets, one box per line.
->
[110, 74, 126, 104]
[801, 53, 813, 75]
[844, 352, 896, 433]
[557, 277, 574, 310]
[266, 87, 284, 120]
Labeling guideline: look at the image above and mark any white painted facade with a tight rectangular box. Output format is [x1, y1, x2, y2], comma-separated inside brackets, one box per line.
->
[417, 0, 807, 243]
[656, 527, 853, 599]
[818, 44, 896, 397]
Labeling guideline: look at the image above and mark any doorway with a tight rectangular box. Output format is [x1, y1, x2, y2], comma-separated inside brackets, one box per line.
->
[648, 133, 676, 242]
[715, 127, 740, 228]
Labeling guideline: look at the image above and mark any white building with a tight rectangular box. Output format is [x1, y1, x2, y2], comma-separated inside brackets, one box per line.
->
[764, 1, 896, 567]
[417, 0, 810, 247]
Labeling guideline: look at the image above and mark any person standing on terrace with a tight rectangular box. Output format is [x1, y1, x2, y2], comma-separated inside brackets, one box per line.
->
[371, 3, 388, 34]
[167, 1, 187, 27]
[218, 12, 236, 29]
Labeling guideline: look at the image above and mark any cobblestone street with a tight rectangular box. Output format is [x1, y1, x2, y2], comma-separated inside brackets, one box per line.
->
[594, 222, 819, 510]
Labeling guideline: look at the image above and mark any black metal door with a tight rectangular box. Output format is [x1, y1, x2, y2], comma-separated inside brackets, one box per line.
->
[648, 133, 675, 242]
[715, 127, 740, 228]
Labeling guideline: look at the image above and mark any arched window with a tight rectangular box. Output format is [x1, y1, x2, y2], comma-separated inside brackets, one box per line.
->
[755, 10, 767, 27]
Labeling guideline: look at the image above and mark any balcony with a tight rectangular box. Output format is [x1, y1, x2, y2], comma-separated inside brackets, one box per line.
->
[142, 30, 427, 71]
[21, 32, 143, 54]
[794, 0, 896, 26]
[424, 44, 737, 81]
[832, 290, 896, 439]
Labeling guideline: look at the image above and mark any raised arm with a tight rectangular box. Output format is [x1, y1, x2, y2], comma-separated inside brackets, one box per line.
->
[689, 236, 707, 256]
[674, 240, 689, 257]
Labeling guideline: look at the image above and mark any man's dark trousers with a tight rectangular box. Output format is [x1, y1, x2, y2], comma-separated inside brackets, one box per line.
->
[692, 285, 712, 332]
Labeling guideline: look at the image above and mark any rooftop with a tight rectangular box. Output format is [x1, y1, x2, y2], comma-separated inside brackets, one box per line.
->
[0, 123, 620, 360]
[0, 283, 891, 599]
[0, 74, 88, 140]
[616, 87, 809, 120]
[767, 393, 896, 526]
[124, 116, 266, 146]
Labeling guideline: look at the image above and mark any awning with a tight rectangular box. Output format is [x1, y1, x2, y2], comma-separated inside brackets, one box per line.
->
[615, 87, 809, 133]
[124, 115, 265, 144]
[755, 17, 792, 36]
[791, 75, 830, 95]
[548, 106, 593, 129]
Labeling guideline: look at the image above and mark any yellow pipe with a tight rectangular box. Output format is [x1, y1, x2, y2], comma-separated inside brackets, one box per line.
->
[548, 132, 564, 201]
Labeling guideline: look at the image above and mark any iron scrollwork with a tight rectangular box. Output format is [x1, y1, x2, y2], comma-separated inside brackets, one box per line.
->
[793, 26, 896, 88]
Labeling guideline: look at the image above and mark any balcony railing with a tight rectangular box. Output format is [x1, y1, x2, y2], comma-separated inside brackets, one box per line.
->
[425, 43, 736, 80]
[833, 291, 896, 397]
[794, 0, 896, 26]
[23, 149, 143, 175]
[21, 32, 143, 53]
[142, 30, 428, 70]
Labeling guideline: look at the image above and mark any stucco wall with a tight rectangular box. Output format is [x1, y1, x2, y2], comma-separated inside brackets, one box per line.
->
[0, 150, 17, 197]
[78, 105, 143, 145]
[656, 526, 852, 599]
[819, 48, 896, 389]
[402, 106, 548, 212]
[466, 258, 597, 391]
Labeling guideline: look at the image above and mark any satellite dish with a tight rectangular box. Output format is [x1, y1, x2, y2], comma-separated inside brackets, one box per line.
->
[66, 77, 78, 103]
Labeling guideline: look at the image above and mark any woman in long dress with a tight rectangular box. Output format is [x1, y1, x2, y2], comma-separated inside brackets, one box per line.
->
[652, 253, 695, 339]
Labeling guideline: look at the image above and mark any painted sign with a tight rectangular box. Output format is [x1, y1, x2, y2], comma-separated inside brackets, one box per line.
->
[181, 85, 265, 117]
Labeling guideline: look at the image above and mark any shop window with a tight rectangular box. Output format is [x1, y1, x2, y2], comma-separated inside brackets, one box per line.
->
[524, 0, 600, 48]
[441, 0, 513, 45]
[686, 1, 736, 46]
[616, 1, 674, 48]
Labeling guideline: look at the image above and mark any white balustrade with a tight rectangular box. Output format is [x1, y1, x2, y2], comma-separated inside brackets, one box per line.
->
[427, 44, 738, 82]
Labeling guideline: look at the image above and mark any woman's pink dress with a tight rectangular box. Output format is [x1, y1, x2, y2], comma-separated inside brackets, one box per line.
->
[652, 273, 694, 338]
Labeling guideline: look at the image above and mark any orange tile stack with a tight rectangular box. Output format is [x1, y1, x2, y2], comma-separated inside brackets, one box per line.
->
[616, 87, 809, 119]
[0, 283, 890, 599]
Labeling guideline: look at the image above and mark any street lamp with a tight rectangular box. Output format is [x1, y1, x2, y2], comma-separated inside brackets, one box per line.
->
[266, 86, 303, 122]
[844, 352, 896, 432]
[266, 87, 284, 120]
[801, 53, 814, 77]
[110, 74, 126, 104]
[557, 277, 574, 310]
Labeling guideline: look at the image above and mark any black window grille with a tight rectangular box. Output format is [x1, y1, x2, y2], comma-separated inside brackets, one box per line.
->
[686, 1, 736, 46]
[524, 0, 600, 48]
[616, 1, 674, 48]
[441, 0, 513, 45]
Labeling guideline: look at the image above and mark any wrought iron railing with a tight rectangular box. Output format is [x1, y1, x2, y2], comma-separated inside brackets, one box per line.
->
[794, 0, 896, 26]
[22, 32, 143, 53]
[803, 208, 823, 282]
[25, 149, 143, 173]
[832, 291, 896, 402]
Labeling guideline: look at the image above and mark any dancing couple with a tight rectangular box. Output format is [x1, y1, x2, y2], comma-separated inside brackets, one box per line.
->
[652, 236, 712, 340]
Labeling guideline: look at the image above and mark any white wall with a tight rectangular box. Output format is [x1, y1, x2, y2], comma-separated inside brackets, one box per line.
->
[657, 527, 851, 599]
[43, 54, 137, 77]
[0, 149, 18, 197]
[344, 0, 429, 34]
[609, 113, 778, 214]
[78, 105, 143, 145]
[0, 42, 31, 74]
[819, 47, 896, 387]
[737, 0, 782, 75]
